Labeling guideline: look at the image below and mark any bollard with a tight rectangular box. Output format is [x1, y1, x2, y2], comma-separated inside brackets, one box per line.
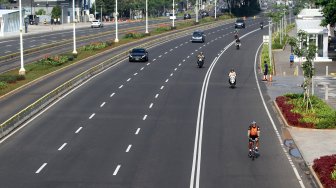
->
[325, 84, 329, 100]
[326, 66, 328, 76]
[294, 65, 299, 76]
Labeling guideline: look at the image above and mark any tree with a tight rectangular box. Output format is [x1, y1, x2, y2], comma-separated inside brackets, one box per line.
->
[315, 0, 336, 26]
[288, 30, 317, 110]
[36, 9, 46, 15]
[51, 5, 61, 19]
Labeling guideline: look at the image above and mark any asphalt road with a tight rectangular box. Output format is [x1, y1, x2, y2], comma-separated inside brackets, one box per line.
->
[0, 18, 313, 187]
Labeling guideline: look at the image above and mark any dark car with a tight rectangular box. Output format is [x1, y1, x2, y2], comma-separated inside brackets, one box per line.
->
[235, 18, 246, 28]
[191, 30, 205, 43]
[129, 48, 149, 62]
[184, 13, 191, 19]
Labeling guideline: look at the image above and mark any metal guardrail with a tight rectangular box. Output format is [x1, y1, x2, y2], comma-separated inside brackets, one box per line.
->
[0, 18, 235, 139]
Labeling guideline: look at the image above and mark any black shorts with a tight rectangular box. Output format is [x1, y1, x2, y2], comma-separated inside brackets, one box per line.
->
[249, 136, 258, 142]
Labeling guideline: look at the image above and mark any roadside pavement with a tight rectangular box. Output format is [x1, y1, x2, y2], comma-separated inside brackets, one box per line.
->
[264, 26, 336, 169]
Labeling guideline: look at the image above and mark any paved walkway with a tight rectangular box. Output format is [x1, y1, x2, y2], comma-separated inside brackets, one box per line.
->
[266, 26, 336, 168]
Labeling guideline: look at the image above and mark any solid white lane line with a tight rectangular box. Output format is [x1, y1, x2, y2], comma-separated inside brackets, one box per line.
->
[119, 85, 123, 89]
[89, 113, 95, 119]
[140, 67, 144, 70]
[170, 73, 173, 77]
[110, 93, 115, 97]
[127, 78, 131, 82]
[35, 163, 47, 174]
[135, 128, 141, 135]
[155, 94, 159, 98]
[126, 145, 132, 152]
[58, 143, 67, 151]
[160, 86, 164, 90]
[134, 73, 138, 76]
[100, 102, 106, 107]
[149, 103, 153, 109]
[113, 165, 121, 175]
[143, 115, 147, 120]
[165, 79, 169, 83]
[75, 127, 83, 133]
[253, 43, 306, 188]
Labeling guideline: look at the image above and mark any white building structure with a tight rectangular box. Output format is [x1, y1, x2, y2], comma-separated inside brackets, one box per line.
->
[296, 8, 331, 62]
[0, 10, 21, 37]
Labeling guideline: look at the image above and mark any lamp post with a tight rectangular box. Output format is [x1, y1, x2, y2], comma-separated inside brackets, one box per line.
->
[72, 0, 77, 54]
[114, 0, 119, 42]
[195, 0, 199, 23]
[268, 19, 272, 74]
[19, 0, 25, 75]
[145, 0, 148, 33]
[214, 0, 216, 19]
[172, 0, 175, 28]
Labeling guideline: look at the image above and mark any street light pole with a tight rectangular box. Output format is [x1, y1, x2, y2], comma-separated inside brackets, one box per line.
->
[72, 0, 77, 54]
[19, 0, 25, 75]
[145, 0, 148, 33]
[269, 19, 272, 74]
[114, 0, 119, 42]
[214, 0, 216, 19]
[172, 0, 175, 28]
[195, 0, 199, 23]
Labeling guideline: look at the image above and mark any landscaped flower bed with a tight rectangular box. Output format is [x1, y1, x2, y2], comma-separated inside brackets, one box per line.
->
[276, 93, 336, 129]
[313, 154, 336, 188]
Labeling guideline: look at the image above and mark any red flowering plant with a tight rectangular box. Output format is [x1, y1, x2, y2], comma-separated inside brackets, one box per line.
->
[313, 155, 336, 188]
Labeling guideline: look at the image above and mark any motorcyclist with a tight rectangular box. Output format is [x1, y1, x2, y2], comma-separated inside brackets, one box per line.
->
[197, 52, 205, 61]
[248, 121, 260, 156]
[234, 30, 239, 39]
[235, 38, 241, 45]
[260, 21, 264, 29]
[228, 68, 237, 84]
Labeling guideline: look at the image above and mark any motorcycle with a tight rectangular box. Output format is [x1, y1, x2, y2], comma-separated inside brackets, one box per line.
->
[197, 58, 204, 68]
[229, 75, 236, 88]
[235, 41, 241, 50]
[260, 23, 263, 29]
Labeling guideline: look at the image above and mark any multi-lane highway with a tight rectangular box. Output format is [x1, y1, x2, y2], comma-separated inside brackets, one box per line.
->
[0, 17, 314, 187]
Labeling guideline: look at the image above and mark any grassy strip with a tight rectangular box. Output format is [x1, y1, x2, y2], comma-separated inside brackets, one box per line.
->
[276, 93, 336, 129]
[0, 14, 234, 97]
[260, 44, 272, 74]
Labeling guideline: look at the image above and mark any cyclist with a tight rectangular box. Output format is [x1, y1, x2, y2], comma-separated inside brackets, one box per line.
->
[248, 121, 260, 157]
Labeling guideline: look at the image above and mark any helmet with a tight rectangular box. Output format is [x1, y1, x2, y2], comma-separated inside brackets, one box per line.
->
[200, 52, 203, 55]
[251, 121, 257, 126]
[231, 68, 234, 72]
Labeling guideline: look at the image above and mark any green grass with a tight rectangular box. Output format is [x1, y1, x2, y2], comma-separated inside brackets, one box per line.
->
[260, 44, 272, 74]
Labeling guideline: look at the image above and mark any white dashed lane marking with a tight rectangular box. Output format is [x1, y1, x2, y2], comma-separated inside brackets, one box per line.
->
[170, 73, 173, 77]
[113, 165, 121, 176]
[126, 145, 132, 152]
[160, 86, 164, 90]
[146, 63, 150, 66]
[174, 68, 177, 71]
[75, 127, 83, 133]
[165, 79, 169, 82]
[119, 85, 123, 89]
[153, 58, 156, 61]
[110, 93, 115, 97]
[143, 115, 147, 120]
[159, 55, 162, 58]
[155, 94, 159, 98]
[127, 78, 131, 82]
[135, 128, 141, 135]
[89, 113, 95, 119]
[35, 163, 47, 174]
[140, 67, 144, 70]
[165, 52, 168, 54]
[134, 73, 138, 76]
[58, 143, 67, 151]
[100, 102, 106, 107]
[149, 103, 153, 109]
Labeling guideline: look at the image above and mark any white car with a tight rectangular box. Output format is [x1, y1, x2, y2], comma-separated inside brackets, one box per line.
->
[91, 20, 103, 28]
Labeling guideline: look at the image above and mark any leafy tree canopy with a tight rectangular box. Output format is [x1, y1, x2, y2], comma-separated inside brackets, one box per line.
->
[315, 0, 336, 26]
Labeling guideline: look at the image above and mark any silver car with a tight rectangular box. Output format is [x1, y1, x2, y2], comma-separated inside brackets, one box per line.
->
[191, 31, 205, 43]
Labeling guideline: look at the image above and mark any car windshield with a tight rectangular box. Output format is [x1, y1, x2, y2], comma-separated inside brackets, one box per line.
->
[193, 32, 202, 37]
[132, 49, 145, 53]
[236, 19, 244, 23]
[92, 21, 98, 23]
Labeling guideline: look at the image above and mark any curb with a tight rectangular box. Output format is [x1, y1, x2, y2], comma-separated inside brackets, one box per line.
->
[273, 100, 324, 188]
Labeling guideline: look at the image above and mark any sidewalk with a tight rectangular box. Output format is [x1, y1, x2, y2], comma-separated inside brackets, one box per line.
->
[266, 26, 336, 168]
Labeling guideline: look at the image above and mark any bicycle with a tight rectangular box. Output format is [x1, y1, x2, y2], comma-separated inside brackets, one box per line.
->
[249, 138, 259, 160]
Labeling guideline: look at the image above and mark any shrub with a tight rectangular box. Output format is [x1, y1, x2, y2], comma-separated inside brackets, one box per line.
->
[0, 81, 8, 89]
[37, 55, 68, 67]
[0, 75, 25, 84]
[313, 155, 336, 188]
[276, 94, 336, 128]
[261, 44, 271, 74]
[123, 32, 146, 39]
[80, 42, 108, 51]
